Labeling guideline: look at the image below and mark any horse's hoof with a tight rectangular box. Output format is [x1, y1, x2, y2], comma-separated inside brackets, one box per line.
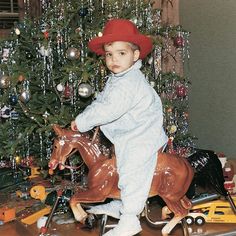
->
[84, 214, 97, 229]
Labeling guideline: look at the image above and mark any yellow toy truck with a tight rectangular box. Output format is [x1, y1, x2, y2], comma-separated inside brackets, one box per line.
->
[185, 196, 236, 225]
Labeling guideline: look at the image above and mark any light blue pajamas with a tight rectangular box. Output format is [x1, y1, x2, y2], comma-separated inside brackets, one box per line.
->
[75, 60, 168, 225]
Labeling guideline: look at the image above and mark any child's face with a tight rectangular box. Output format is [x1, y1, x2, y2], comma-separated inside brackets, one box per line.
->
[104, 41, 140, 74]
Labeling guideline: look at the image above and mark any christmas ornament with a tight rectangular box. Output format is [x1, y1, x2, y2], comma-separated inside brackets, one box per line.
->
[1, 48, 9, 62]
[56, 83, 64, 92]
[169, 124, 177, 134]
[0, 105, 11, 118]
[15, 156, 21, 164]
[0, 75, 10, 89]
[14, 27, 21, 35]
[174, 35, 184, 48]
[39, 45, 52, 57]
[66, 47, 80, 60]
[43, 31, 49, 39]
[19, 90, 31, 103]
[78, 7, 88, 17]
[40, 22, 49, 33]
[63, 85, 72, 98]
[14, 22, 26, 35]
[176, 85, 187, 98]
[9, 95, 18, 105]
[10, 109, 19, 120]
[18, 74, 26, 82]
[78, 83, 93, 98]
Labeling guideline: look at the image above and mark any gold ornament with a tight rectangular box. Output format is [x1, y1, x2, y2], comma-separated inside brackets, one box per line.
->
[18, 74, 26, 82]
[169, 125, 177, 134]
[15, 155, 21, 164]
[14, 27, 21, 35]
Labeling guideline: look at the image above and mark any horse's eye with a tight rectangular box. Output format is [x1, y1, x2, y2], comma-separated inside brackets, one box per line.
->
[54, 146, 57, 149]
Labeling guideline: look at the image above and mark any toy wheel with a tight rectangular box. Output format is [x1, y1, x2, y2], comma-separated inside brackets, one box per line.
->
[185, 216, 194, 225]
[195, 216, 205, 226]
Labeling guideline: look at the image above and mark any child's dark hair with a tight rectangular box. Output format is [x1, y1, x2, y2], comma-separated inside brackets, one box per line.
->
[104, 41, 140, 52]
[128, 42, 140, 52]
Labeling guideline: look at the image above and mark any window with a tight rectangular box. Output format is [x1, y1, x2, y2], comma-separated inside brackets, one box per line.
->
[0, 0, 19, 29]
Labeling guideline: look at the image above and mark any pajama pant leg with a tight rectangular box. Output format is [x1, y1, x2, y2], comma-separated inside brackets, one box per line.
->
[117, 147, 157, 216]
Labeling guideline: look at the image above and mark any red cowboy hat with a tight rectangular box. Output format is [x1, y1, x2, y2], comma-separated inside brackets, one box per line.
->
[88, 19, 153, 59]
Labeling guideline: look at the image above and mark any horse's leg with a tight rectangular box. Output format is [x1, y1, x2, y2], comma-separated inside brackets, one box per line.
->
[70, 197, 87, 223]
[161, 197, 192, 235]
[161, 198, 191, 219]
[72, 205, 86, 223]
[161, 215, 184, 236]
[69, 186, 114, 225]
[181, 195, 192, 209]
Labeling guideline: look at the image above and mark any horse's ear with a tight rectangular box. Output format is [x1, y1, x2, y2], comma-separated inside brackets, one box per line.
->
[52, 124, 63, 136]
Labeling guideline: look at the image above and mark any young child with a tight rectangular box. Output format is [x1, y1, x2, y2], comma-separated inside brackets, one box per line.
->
[71, 19, 168, 236]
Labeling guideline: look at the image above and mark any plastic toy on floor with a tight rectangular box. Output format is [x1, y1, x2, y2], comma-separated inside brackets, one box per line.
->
[0, 206, 16, 224]
[185, 196, 236, 225]
[219, 154, 236, 194]
[48, 125, 236, 235]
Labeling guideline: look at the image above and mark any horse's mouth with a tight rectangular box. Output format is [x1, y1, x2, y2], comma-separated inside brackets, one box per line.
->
[48, 160, 58, 170]
[49, 149, 78, 170]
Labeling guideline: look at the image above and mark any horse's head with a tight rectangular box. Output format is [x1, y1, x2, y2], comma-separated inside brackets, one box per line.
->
[49, 124, 82, 170]
[49, 124, 114, 172]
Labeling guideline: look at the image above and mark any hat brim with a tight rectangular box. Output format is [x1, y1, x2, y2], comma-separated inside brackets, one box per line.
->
[88, 34, 153, 59]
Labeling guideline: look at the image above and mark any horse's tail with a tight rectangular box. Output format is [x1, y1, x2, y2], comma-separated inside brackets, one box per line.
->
[186, 149, 228, 197]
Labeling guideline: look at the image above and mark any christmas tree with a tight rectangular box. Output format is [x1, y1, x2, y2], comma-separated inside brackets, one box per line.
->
[0, 0, 194, 169]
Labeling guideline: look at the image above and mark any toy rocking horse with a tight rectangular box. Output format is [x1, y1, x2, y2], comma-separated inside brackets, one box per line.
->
[49, 124, 236, 235]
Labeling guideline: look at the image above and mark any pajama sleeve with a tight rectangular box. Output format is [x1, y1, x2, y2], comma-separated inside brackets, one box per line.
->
[75, 78, 135, 132]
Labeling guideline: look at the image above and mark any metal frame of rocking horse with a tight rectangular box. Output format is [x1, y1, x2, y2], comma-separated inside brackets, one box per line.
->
[98, 200, 190, 236]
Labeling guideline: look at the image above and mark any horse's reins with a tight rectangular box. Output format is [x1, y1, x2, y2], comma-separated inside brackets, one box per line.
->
[59, 127, 100, 170]
[91, 126, 100, 145]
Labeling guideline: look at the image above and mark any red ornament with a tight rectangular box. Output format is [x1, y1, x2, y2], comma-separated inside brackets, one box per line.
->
[176, 85, 187, 97]
[44, 31, 49, 39]
[174, 35, 184, 48]
[63, 85, 72, 98]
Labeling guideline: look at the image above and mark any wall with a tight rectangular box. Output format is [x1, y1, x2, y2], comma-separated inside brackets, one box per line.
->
[180, 0, 236, 157]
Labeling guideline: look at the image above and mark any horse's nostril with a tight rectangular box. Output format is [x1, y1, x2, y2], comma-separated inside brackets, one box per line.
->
[48, 161, 57, 169]
[59, 164, 64, 170]
[48, 162, 53, 169]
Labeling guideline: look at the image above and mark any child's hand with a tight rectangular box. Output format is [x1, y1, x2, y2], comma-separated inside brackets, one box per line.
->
[71, 121, 78, 131]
